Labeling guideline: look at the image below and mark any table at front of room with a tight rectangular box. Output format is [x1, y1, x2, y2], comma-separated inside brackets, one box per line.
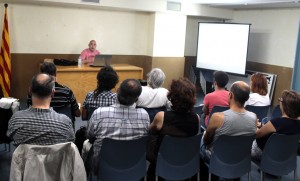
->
[56, 64, 143, 105]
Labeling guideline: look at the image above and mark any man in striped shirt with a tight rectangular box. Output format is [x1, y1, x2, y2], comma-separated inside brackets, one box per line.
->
[7, 73, 75, 146]
[27, 62, 81, 121]
[85, 79, 150, 172]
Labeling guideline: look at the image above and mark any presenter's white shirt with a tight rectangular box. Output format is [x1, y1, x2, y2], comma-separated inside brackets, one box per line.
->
[244, 93, 270, 106]
[136, 86, 171, 108]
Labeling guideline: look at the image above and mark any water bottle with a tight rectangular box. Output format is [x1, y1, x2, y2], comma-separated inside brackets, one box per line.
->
[78, 56, 82, 67]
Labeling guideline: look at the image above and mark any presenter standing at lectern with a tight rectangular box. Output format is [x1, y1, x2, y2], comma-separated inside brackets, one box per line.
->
[80, 40, 101, 64]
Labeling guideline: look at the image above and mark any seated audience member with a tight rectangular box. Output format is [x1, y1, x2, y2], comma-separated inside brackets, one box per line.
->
[7, 73, 75, 146]
[84, 79, 150, 173]
[27, 61, 80, 120]
[244, 73, 270, 106]
[136, 68, 171, 108]
[82, 66, 119, 120]
[202, 71, 229, 126]
[201, 81, 257, 162]
[147, 78, 199, 180]
[252, 90, 300, 160]
[136, 68, 171, 122]
[80, 40, 100, 64]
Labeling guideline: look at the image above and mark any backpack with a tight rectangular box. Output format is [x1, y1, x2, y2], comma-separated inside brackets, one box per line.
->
[75, 126, 87, 155]
[53, 59, 78, 66]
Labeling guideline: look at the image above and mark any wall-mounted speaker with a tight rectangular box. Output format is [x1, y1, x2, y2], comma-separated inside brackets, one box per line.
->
[167, 1, 181, 11]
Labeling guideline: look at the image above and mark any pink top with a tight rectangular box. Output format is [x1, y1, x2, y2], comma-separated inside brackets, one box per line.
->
[80, 48, 100, 64]
[203, 90, 229, 126]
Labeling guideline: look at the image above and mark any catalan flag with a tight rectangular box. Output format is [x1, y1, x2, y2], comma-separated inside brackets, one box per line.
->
[0, 4, 11, 97]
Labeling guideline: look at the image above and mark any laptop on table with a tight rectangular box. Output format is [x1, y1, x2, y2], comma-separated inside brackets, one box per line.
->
[89, 55, 112, 67]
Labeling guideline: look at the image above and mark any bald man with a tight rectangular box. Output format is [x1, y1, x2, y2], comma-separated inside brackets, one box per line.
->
[80, 40, 101, 64]
[201, 81, 257, 161]
[7, 73, 75, 146]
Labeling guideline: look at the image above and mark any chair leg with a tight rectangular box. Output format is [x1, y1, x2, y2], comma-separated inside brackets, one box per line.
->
[197, 172, 200, 181]
[260, 171, 264, 181]
[155, 176, 158, 181]
[209, 173, 211, 181]
[248, 172, 251, 181]
[294, 169, 296, 181]
[8, 143, 10, 152]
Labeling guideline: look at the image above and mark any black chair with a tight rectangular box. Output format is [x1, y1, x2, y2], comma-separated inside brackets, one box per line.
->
[81, 107, 97, 121]
[298, 141, 300, 156]
[261, 105, 282, 124]
[0, 106, 13, 152]
[142, 106, 165, 123]
[208, 105, 230, 120]
[193, 105, 204, 132]
[155, 134, 202, 181]
[193, 105, 203, 116]
[208, 135, 255, 181]
[207, 106, 229, 126]
[53, 104, 74, 129]
[53, 104, 72, 120]
[87, 107, 97, 120]
[97, 136, 149, 181]
[245, 105, 270, 122]
[252, 133, 300, 181]
[271, 104, 282, 118]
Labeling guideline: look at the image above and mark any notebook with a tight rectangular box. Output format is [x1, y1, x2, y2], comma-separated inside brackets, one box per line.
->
[89, 55, 112, 67]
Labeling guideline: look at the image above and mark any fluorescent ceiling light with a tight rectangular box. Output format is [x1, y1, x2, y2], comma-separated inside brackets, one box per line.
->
[170, 0, 294, 4]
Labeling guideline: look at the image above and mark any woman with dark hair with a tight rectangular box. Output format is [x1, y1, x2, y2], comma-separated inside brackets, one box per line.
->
[147, 77, 199, 180]
[252, 90, 300, 160]
[82, 66, 119, 120]
[244, 73, 270, 106]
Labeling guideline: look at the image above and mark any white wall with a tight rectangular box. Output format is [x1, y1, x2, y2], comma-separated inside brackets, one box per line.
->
[2, 4, 150, 54]
[233, 9, 300, 68]
[184, 16, 222, 56]
[152, 12, 187, 57]
[181, 2, 233, 19]
[0, 1, 234, 56]
[5, 0, 234, 18]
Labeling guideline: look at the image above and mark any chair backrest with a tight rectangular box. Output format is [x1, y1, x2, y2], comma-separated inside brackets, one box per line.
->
[209, 135, 255, 179]
[156, 134, 202, 180]
[208, 105, 229, 119]
[193, 105, 203, 117]
[271, 105, 282, 119]
[0, 107, 13, 143]
[245, 105, 270, 122]
[142, 106, 165, 123]
[10, 142, 86, 181]
[193, 105, 204, 132]
[87, 107, 97, 120]
[98, 136, 148, 181]
[53, 104, 72, 120]
[260, 133, 300, 176]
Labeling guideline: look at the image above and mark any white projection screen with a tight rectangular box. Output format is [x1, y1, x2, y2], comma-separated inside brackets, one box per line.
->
[196, 23, 250, 75]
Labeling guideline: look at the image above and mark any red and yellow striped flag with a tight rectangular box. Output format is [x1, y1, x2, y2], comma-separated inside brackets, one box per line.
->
[0, 4, 11, 97]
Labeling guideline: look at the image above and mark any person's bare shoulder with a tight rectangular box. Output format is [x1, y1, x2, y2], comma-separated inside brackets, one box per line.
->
[209, 112, 225, 128]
